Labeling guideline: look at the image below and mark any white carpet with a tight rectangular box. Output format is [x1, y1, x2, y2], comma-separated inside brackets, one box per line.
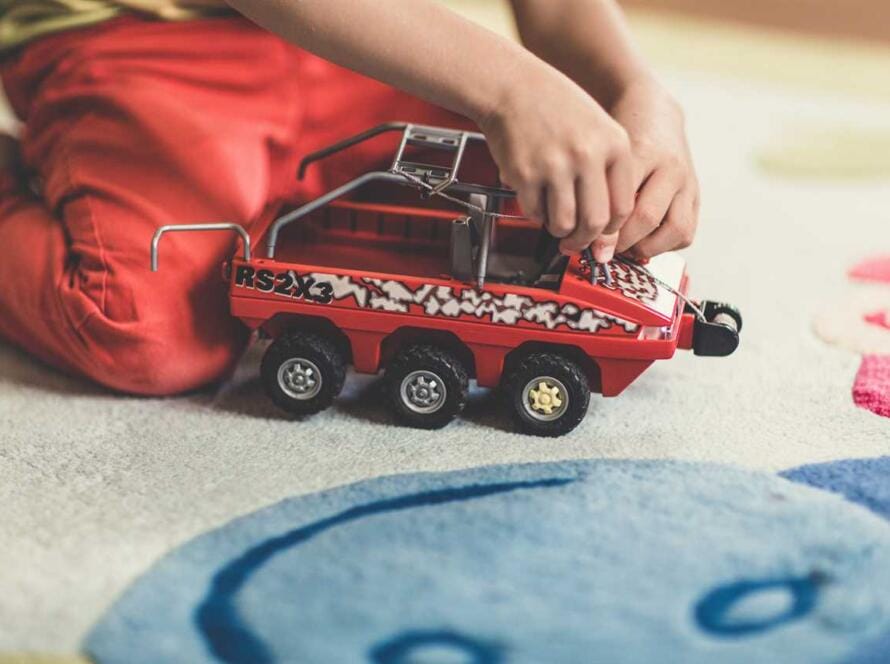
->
[2, 29, 890, 659]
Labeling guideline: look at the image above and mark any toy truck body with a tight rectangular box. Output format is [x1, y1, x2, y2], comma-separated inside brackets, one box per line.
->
[152, 123, 740, 436]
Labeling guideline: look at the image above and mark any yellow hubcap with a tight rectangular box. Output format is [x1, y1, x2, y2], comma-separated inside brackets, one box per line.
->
[529, 381, 563, 415]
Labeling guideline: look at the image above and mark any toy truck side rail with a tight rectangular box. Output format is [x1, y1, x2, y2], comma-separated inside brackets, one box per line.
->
[265, 171, 405, 259]
[297, 122, 488, 186]
[296, 122, 511, 200]
[150, 223, 251, 272]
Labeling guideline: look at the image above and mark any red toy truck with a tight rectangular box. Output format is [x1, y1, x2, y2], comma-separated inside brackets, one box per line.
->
[152, 123, 741, 436]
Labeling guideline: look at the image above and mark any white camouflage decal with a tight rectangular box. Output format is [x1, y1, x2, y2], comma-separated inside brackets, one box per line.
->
[593, 261, 660, 304]
[311, 273, 638, 334]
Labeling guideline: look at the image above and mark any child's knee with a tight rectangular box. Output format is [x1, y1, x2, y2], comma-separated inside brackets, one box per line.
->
[90, 322, 246, 396]
[81, 317, 247, 396]
[74, 267, 248, 396]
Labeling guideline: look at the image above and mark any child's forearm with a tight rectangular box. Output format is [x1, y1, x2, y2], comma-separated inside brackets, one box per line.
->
[226, 0, 696, 260]
[509, 0, 652, 107]
[224, 0, 537, 125]
[226, 0, 639, 259]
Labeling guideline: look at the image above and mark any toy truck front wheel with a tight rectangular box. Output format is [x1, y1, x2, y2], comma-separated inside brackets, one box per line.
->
[503, 353, 591, 437]
[261, 331, 347, 416]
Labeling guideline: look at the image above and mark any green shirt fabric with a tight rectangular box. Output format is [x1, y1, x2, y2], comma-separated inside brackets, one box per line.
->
[0, 0, 231, 51]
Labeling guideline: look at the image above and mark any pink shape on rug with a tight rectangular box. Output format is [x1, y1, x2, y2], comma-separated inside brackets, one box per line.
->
[864, 310, 890, 331]
[849, 255, 890, 284]
[853, 355, 890, 418]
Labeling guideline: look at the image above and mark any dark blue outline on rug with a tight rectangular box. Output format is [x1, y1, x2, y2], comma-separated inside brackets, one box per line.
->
[369, 628, 504, 663]
[194, 477, 574, 664]
[694, 575, 823, 637]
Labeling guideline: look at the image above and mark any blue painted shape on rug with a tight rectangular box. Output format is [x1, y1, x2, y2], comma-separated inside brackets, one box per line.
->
[694, 574, 823, 637]
[195, 478, 569, 664]
[85, 460, 890, 664]
[368, 629, 504, 664]
[781, 457, 890, 522]
[781, 457, 890, 664]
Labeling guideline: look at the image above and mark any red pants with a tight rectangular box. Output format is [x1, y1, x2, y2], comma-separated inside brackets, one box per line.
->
[0, 16, 462, 395]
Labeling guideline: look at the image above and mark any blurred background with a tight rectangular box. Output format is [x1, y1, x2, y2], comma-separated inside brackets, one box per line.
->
[438, 0, 890, 182]
[624, 0, 890, 42]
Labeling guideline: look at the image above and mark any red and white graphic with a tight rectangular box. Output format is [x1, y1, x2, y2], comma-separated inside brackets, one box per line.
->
[854, 354, 890, 419]
[852, 256, 890, 418]
[312, 273, 639, 334]
[814, 254, 890, 419]
[607, 261, 659, 304]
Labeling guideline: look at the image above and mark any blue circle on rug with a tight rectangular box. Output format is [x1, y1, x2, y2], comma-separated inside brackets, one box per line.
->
[782, 457, 890, 523]
[85, 460, 890, 664]
[782, 456, 890, 664]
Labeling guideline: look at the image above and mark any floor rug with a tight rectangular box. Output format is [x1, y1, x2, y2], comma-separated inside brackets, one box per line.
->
[86, 460, 890, 664]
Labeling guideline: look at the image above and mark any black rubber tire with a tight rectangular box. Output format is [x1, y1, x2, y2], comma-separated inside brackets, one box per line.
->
[261, 331, 346, 416]
[503, 353, 590, 437]
[384, 345, 469, 430]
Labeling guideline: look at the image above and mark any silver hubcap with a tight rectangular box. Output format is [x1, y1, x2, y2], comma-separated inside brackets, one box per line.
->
[400, 370, 448, 414]
[522, 375, 569, 422]
[277, 358, 322, 400]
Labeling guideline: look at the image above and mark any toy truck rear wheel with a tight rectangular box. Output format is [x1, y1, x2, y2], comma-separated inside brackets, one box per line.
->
[503, 353, 590, 437]
[384, 345, 469, 430]
[261, 331, 346, 416]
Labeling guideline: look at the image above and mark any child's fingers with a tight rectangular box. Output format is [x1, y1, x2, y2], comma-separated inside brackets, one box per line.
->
[514, 181, 545, 228]
[544, 176, 577, 239]
[615, 168, 678, 254]
[602, 155, 635, 235]
[593, 231, 619, 263]
[631, 186, 698, 258]
[591, 155, 635, 262]
[559, 171, 609, 255]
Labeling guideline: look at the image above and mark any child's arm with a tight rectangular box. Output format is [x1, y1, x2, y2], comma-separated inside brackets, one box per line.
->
[510, 0, 699, 259]
[510, 0, 649, 109]
[225, 0, 655, 259]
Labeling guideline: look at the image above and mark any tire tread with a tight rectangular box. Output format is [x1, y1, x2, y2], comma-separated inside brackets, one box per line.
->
[384, 344, 469, 430]
[503, 352, 590, 437]
[261, 331, 346, 416]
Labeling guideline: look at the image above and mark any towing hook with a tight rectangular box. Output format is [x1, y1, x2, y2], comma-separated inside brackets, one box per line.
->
[150, 223, 251, 272]
[687, 300, 743, 357]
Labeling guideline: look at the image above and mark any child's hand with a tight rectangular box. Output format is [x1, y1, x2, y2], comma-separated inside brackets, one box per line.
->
[480, 63, 635, 262]
[610, 81, 700, 259]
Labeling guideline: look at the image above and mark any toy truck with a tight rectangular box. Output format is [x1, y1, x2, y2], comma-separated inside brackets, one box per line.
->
[151, 123, 741, 436]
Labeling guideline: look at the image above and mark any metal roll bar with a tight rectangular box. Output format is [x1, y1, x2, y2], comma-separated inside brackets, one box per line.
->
[297, 122, 487, 181]
[270, 123, 516, 262]
[151, 223, 251, 272]
[265, 171, 404, 259]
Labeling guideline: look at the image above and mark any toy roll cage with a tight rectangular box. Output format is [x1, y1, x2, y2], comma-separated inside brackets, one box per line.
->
[151, 123, 526, 289]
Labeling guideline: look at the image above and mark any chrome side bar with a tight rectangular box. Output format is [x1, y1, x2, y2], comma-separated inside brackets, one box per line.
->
[151, 223, 251, 272]
[299, 123, 407, 180]
[297, 121, 487, 181]
[265, 171, 403, 259]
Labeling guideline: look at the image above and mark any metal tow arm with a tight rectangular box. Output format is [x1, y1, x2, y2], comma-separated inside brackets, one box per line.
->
[150, 224, 251, 272]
